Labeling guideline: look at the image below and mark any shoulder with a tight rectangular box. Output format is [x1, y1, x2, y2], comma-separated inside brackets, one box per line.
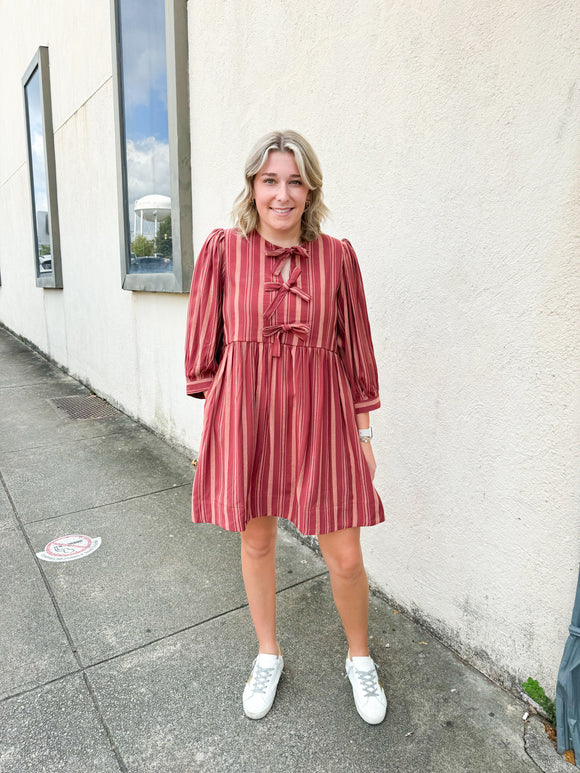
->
[315, 234, 360, 271]
[308, 233, 348, 262]
[221, 227, 257, 251]
[195, 229, 226, 270]
[315, 233, 357, 254]
[199, 228, 225, 250]
[200, 228, 256, 263]
[222, 227, 238, 242]
[314, 233, 344, 251]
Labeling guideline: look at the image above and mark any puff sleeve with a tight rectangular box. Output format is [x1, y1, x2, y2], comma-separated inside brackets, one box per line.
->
[336, 239, 381, 414]
[185, 228, 225, 399]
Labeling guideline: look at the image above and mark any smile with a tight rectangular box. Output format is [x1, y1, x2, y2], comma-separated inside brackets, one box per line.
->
[270, 207, 294, 214]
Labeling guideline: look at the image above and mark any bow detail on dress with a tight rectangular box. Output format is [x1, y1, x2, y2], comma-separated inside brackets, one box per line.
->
[266, 245, 310, 277]
[263, 266, 311, 320]
[262, 322, 311, 357]
[266, 245, 310, 262]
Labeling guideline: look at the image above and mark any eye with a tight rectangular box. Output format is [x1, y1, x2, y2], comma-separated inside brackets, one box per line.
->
[263, 177, 276, 184]
[290, 179, 303, 185]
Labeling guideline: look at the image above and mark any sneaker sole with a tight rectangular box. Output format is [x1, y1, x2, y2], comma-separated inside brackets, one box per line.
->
[354, 701, 388, 725]
[243, 704, 275, 720]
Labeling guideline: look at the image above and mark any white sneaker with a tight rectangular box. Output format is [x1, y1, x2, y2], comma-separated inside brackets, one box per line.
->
[345, 650, 387, 725]
[242, 646, 284, 719]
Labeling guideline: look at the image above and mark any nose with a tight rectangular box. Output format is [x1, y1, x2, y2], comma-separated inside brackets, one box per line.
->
[275, 183, 290, 202]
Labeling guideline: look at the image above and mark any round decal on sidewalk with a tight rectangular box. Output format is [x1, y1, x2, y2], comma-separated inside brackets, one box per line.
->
[37, 534, 101, 562]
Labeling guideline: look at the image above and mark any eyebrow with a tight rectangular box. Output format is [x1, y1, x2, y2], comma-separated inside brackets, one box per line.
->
[259, 172, 302, 178]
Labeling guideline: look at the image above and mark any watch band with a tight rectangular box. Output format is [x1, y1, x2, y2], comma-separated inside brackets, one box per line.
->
[358, 427, 373, 439]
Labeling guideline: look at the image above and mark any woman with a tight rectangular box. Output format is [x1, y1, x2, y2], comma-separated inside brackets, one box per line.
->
[185, 130, 387, 725]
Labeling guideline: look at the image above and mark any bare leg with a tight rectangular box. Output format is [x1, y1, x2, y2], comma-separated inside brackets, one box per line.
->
[240, 516, 279, 655]
[317, 527, 370, 657]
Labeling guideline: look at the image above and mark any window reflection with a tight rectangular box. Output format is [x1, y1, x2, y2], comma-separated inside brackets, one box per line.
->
[24, 68, 52, 274]
[118, 0, 172, 273]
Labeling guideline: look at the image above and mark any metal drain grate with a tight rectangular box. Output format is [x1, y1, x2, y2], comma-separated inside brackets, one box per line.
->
[47, 395, 120, 422]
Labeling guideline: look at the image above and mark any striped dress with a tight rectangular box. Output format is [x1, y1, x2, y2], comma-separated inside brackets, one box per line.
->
[184, 227, 385, 535]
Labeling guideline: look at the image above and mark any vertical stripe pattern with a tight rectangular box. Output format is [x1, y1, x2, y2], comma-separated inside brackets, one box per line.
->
[184, 228, 384, 535]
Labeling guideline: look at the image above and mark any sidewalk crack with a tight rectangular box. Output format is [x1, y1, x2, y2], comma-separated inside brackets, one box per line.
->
[0, 468, 129, 773]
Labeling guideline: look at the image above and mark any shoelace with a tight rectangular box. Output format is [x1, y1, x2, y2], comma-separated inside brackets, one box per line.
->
[249, 661, 276, 695]
[346, 661, 381, 698]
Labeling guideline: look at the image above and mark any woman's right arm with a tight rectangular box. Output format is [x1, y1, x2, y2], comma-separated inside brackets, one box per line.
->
[184, 229, 225, 399]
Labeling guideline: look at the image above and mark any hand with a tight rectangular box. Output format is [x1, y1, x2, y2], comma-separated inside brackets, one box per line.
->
[360, 441, 376, 481]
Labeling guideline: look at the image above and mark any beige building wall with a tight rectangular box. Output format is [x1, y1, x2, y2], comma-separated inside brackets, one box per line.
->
[1, 1, 578, 694]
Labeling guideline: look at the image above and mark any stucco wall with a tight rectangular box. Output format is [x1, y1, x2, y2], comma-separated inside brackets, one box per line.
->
[1, 0, 578, 695]
[187, 0, 580, 692]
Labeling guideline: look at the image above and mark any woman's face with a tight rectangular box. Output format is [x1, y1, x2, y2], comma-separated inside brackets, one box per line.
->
[252, 151, 309, 245]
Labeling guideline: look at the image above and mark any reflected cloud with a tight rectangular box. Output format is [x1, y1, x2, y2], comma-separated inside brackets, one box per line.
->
[119, 0, 168, 131]
[30, 131, 48, 211]
[126, 136, 170, 208]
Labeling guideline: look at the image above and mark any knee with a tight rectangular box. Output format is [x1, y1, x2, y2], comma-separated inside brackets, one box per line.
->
[241, 520, 277, 560]
[326, 548, 365, 582]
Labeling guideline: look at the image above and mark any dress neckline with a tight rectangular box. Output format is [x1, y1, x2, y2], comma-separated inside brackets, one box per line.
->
[254, 230, 311, 253]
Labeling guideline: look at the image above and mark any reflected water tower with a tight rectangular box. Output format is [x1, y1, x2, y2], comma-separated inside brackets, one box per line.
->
[133, 194, 171, 237]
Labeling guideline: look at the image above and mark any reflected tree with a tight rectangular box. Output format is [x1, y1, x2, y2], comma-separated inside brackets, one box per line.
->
[155, 215, 172, 257]
[131, 235, 155, 257]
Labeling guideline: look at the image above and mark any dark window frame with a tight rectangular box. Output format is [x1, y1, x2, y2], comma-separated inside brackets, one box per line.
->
[110, 0, 193, 293]
[22, 46, 63, 289]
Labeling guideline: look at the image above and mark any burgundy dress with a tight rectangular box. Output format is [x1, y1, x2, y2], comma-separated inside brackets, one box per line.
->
[184, 228, 384, 535]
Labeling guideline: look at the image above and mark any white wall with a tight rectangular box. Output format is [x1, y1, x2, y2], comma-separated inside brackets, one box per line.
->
[1, 0, 578, 694]
[0, 0, 203, 450]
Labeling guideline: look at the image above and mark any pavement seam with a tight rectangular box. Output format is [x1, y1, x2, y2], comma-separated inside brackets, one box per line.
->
[0, 379, 76, 392]
[79, 570, 331, 672]
[18, 482, 192, 526]
[0, 669, 84, 703]
[81, 672, 129, 773]
[0, 425, 145, 456]
[0, 573, 329, 692]
[0, 379, 77, 390]
[523, 719, 555, 773]
[0, 466, 129, 773]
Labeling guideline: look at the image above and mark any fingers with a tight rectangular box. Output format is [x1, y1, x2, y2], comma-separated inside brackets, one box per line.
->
[360, 443, 376, 481]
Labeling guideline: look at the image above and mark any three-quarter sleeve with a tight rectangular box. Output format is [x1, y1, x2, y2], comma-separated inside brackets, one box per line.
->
[185, 228, 225, 399]
[336, 239, 381, 414]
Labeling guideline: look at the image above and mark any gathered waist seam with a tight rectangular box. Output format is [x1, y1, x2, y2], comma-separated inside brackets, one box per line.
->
[223, 339, 339, 356]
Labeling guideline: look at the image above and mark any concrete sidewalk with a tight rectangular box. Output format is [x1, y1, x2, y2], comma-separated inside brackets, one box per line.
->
[0, 325, 566, 772]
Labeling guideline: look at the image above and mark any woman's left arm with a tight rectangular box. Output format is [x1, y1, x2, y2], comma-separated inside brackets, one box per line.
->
[356, 410, 377, 481]
[336, 239, 380, 482]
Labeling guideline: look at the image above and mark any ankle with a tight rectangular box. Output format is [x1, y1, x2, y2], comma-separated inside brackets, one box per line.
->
[348, 646, 370, 658]
[258, 641, 280, 656]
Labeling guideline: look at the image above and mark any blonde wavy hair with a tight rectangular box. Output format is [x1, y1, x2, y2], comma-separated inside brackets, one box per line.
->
[232, 130, 329, 243]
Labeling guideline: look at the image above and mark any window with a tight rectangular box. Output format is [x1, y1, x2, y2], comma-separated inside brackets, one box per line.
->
[22, 47, 63, 288]
[111, 0, 193, 292]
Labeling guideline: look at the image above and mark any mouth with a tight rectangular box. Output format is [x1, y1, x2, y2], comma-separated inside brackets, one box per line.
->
[270, 207, 294, 215]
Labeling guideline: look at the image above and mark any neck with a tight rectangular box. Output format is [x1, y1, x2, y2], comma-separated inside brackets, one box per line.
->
[257, 227, 302, 248]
